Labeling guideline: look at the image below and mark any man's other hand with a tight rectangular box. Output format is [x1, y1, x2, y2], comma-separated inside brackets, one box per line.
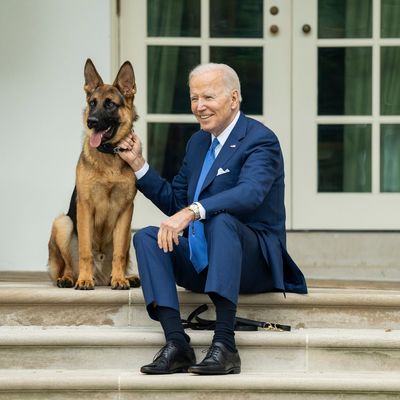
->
[157, 208, 195, 252]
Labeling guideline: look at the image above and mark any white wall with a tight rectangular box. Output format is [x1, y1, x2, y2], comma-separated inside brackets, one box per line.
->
[0, 0, 113, 270]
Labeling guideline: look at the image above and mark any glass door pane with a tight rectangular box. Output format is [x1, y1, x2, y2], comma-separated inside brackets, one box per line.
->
[318, 0, 372, 38]
[381, 0, 400, 38]
[318, 47, 372, 115]
[148, 46, 200, 114]
[147, 0, 200, 37]
[210, 0, 263, 38]
[380, 125, 400, 192]
[380, 47, 400, 115]
[148, 123, 199, 181]
[318, 124, 372, 192]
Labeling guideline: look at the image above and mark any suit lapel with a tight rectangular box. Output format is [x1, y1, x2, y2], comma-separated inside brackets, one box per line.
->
[200, 113, 247, 194]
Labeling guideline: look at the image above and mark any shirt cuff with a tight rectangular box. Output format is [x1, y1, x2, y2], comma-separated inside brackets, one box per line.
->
[135, 162, 150, 180]
[194, 202, 206, 220]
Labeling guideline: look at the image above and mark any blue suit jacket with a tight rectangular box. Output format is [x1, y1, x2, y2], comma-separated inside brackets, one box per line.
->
[137, 112, 307, 294]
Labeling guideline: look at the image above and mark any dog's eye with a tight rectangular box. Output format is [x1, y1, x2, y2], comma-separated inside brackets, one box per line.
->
[89, 100, 96, 109]
[105, 99, 117, 109]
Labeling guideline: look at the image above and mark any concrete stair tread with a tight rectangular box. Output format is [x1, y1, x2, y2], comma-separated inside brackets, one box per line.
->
[2, 326, 400, 374]
[2, 271, 400, 289]
[2, 285, 400, 306]
[3, 283, 400, 329]
[0, 369, 400, 391]
[1, 326, 400, 348]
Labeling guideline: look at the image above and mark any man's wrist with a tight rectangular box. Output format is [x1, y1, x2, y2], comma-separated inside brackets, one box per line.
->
[188, 203, 201, 220]
[130, 155, 146, 172]
[134, 160, 149, 180]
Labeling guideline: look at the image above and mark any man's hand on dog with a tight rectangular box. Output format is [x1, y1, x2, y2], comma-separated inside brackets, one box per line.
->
[118, 131, 146, 171]
[118, 132, 194, 253]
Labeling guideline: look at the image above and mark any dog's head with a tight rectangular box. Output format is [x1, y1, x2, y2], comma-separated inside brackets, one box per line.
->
[83, 59, 137, 149]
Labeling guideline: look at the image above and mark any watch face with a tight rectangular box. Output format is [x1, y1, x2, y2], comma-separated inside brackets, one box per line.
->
[189, 204, 200, 219]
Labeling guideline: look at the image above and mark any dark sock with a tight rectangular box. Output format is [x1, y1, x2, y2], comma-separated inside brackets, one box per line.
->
[156, 306, 191, 349]
[209, 293, 237, 352]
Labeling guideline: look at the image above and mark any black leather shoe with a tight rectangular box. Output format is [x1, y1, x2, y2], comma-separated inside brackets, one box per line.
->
[188, 342, 241, 375]
[140, 341, 196, 374]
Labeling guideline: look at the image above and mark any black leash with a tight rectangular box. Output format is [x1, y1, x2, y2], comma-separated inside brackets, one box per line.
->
[182, 304, 291, 332]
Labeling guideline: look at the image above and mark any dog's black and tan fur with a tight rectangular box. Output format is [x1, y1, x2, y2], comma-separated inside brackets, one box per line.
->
[48, 59, 140, 290]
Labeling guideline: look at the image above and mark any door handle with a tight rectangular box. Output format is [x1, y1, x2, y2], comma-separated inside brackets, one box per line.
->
[270, 25, 279, 34]
[270, 6, 279, 15]
[302, 24, 311, 34]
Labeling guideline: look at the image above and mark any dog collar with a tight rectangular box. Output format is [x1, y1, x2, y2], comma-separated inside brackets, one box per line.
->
[96, 143, 122, 155]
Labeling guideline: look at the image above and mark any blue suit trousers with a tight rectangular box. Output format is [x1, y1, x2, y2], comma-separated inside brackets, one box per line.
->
[133, 213, 275, 320]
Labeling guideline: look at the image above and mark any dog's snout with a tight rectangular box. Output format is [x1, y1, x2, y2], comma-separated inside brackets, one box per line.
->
[87, 116, 99, 129]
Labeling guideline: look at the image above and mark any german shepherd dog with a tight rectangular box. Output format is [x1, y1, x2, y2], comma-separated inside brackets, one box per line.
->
[48, 59, 140, 290]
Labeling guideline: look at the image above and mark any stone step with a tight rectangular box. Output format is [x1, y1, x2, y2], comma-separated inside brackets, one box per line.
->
[287, 231, 400, 281]
[2, 283, 400, 329]
[1, 326, 400, 373]
[0, 369, 400, 399]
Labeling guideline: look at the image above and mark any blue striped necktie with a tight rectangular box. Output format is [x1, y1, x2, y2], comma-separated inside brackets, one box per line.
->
[189, 138, 219, 272]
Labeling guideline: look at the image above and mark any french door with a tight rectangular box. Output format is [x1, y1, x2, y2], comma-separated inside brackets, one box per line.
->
[120, 0, 400, 230]
[293, 0, 400, 229]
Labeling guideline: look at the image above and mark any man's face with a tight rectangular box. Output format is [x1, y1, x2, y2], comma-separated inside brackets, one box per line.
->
[189, 70, 239, 136]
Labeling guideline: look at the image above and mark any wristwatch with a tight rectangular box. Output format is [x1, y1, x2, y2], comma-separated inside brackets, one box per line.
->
[188, 203, 201, 220]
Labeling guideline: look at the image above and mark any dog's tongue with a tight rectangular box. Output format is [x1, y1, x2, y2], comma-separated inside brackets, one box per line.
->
[89, 131, 104, 148]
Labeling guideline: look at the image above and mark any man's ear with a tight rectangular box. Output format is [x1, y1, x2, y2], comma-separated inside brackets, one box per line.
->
[231, 89, 240, 109]
[113, 61, 136, 98]
[84, 59, 104, 95]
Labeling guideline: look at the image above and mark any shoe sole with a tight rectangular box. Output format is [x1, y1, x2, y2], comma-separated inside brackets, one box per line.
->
[140, 367, 190, 375]
[188, 367, 241, 375]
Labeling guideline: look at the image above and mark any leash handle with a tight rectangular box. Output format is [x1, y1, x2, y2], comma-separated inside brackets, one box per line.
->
[182, 304, 291, 332]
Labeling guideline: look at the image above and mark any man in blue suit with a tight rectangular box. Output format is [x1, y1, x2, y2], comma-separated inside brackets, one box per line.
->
[118, 63, 307, 375]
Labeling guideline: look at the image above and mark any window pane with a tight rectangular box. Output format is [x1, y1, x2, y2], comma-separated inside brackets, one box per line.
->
[318, 0, 372, 38]
[381, 0, 400, 38]
[210, 0, 263, 38]
[381, 125, 400, 192]
[148, 46, 200, 114]
[318, 124, 371, 192]
[210, 47, 263, 114]
[148, 0, 200, 37]
[381, 47, 400, 115]
[318, 47, 372, 115]
[148, 123, 198, 181]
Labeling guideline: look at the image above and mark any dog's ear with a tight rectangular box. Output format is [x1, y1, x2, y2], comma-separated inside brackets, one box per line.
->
[84, 59, 104, 95]
[113, 61, 136, 98]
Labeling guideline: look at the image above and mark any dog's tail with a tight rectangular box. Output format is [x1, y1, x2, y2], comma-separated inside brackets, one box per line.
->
[48, 214, 74, 284]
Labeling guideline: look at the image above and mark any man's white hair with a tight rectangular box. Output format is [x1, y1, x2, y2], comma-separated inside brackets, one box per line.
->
[188, 63, 242, 102]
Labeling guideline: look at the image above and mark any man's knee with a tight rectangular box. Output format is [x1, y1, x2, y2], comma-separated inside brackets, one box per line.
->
[205, 212, 238, 228]
[133, 226, 158, 248]
[204, 213, 239, 237]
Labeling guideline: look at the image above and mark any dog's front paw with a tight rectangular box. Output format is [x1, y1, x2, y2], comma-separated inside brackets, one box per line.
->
[111, 276, 130, 290]
[127, 274, 141, 288]
[57, 276, 75, 288]
[75, 277, 95, 290]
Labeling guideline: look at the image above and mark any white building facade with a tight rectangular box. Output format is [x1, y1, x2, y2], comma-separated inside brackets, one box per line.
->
[1, 0, 399, 271]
